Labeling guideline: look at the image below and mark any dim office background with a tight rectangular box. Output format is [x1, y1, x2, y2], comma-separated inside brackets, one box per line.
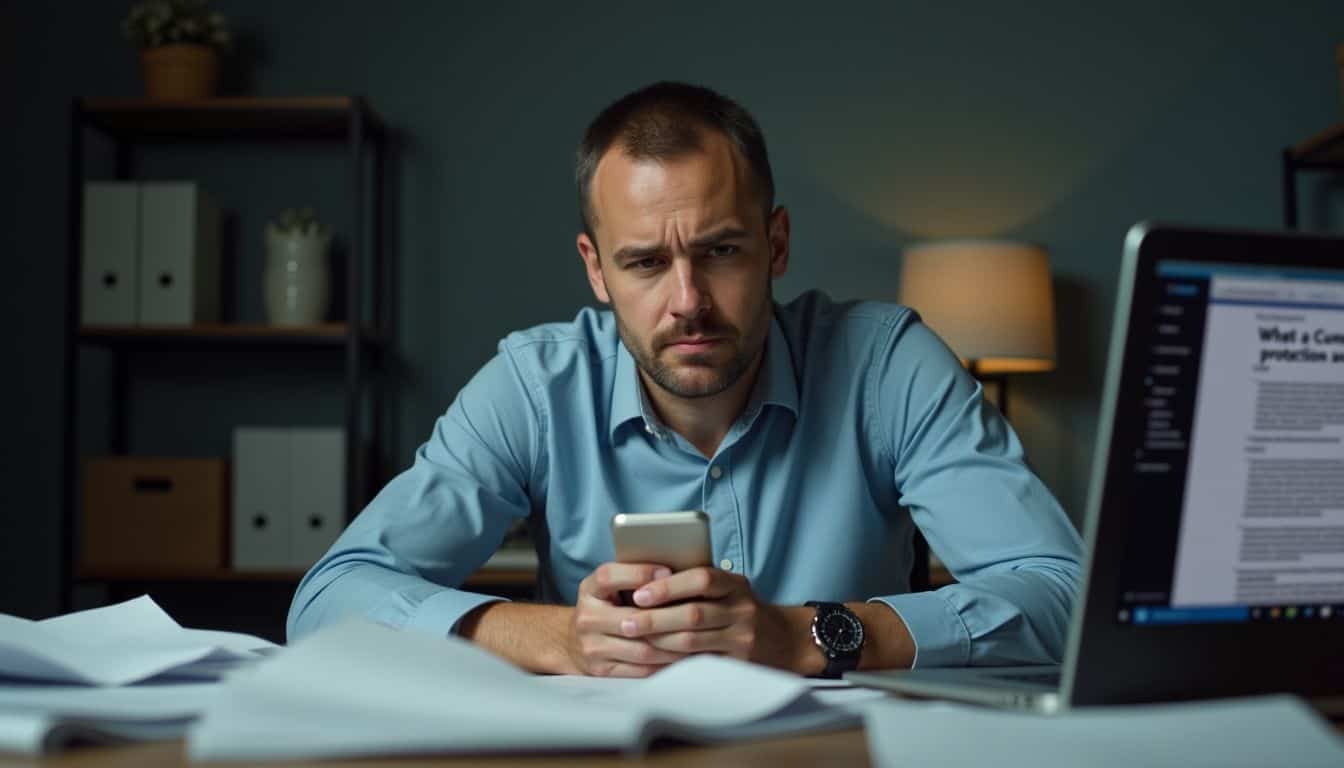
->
[2, 2, 1343, 626]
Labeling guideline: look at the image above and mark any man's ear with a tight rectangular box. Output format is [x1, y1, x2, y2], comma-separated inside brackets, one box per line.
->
[576, 232, 611, 304]
[767, 206, 791, 278]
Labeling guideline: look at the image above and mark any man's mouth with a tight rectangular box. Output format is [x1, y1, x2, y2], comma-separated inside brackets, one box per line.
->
[665, 337, 723, 352]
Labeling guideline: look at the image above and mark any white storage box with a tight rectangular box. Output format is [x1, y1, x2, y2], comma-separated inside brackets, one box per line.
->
[232, 427, 346, 571]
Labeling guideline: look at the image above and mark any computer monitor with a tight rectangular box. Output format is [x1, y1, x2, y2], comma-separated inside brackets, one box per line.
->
[1067, 223, 1344, 706]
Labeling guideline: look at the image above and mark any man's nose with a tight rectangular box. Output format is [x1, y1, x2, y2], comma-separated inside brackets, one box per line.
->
[668, 259, 710, 319]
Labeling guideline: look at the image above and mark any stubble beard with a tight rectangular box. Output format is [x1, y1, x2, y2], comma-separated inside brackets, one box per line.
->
[615, 311, 762, 400]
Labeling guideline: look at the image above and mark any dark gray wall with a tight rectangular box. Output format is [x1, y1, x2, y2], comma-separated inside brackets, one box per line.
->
[4, 2, 1342, 618]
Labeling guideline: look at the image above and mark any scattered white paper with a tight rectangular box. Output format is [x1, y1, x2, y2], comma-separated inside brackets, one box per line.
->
[810, 687, 889, 708]
[0, 682, 219, 755]
[864, 695, 1344, 768]
[0, 596, 276, 686]
[0, 714, 187, 756]
[188, 619, 861, 761]
[538, 670, 884, 744]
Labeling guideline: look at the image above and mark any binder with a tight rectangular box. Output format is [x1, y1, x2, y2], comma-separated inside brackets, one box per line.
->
[288, 429, 345, 570]
[138, 182, 221, 325]
[80, 183, 140, 326]
[232, 429, 291, 570]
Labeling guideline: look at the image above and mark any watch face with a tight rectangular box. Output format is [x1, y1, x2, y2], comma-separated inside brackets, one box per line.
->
[818, 610, 865, 654]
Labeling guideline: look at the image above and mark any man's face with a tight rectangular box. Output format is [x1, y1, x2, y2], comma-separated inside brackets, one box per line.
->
[577, 132, 790, 400]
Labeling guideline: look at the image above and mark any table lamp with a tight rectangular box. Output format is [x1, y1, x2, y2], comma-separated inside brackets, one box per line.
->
[898, 240, 1057, 417]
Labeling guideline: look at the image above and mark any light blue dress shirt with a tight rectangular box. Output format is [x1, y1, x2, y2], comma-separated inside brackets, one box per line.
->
[288, 291, 1083, 667]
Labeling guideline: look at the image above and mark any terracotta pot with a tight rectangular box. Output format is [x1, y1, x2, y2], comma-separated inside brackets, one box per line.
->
[140, 43, 219, 100]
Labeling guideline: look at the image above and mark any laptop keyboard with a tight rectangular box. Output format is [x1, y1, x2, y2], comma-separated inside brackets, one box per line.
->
[986, 671, 1061, 687]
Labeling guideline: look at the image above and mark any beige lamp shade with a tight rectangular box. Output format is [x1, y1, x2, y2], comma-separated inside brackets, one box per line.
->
[898, 240, 1057, 374]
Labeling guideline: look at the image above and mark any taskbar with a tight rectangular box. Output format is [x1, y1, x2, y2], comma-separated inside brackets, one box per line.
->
[1116, 603, 1341, 625]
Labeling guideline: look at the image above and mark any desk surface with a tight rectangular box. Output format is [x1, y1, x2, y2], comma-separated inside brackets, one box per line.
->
[11, 730, 869, 768]
[13, 711, 1344, 767]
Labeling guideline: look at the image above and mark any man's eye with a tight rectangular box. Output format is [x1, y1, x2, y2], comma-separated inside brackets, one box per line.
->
[630, 257, 662, 271]
[707, 245, 739, 259]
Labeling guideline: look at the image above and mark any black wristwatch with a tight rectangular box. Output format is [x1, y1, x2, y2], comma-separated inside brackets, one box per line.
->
[805, 601, 865, 678]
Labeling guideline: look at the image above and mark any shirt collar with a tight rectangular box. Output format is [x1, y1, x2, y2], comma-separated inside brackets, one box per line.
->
[609, 339, 648, 441]
[608, 310, 799, 442]
[746, 311, 800, 421]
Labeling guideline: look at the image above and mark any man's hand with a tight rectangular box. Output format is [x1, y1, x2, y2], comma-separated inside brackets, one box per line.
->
[566, 562, 691, 677]
[615, 566, 812, 671]
[462, 564, 915, 677]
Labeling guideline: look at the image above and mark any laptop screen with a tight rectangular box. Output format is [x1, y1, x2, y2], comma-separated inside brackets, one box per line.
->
[1115, 259, 1344, 626]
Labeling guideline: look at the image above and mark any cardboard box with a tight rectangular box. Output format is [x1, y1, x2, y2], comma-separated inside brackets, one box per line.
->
[82, 457, 228, 572]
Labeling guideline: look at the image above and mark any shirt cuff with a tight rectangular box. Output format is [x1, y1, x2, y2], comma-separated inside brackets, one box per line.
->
[870, 591, 970, 668]
[403, 589, 509, 638]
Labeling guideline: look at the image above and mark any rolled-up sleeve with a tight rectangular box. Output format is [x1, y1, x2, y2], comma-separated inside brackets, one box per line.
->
[287, 346, 544, 642]
[870, 316, 1083, 667]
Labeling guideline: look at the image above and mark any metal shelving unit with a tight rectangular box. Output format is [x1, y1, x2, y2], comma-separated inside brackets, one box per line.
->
[1282, 121, 1344, 228]
[60, 97, 388, 616]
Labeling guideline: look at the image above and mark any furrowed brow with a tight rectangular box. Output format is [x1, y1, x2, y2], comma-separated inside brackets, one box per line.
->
[611, 243, 668, 265]
[609, 226, 749, 264]
[687, 226, 750, 249]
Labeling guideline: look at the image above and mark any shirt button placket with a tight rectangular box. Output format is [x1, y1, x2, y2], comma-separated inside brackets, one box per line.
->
[705, 463, 738, 573]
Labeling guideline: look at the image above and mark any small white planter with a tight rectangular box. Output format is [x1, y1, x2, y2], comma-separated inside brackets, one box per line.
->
[263, 227, 331, 326]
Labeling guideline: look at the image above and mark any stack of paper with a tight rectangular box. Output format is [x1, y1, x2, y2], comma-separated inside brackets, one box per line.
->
[0, 596, 276, 755]
[188, 619, 877, 761]
[0, 682, 220, 754]
[863, 695, 1344, 768]
[0, 595, 276, 685]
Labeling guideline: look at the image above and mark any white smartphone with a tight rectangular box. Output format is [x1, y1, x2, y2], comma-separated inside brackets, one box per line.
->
[610, 510, 713, 572]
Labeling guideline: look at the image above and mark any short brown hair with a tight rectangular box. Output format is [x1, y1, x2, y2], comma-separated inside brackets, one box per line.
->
[575, 82, 775, 245]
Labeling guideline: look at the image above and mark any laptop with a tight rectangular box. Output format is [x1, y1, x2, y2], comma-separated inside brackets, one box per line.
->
[848, 223, 1344, 712]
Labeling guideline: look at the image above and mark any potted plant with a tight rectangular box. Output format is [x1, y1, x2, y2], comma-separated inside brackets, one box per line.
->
[122, 0, 231, 100]
[264, 208, 332, 326]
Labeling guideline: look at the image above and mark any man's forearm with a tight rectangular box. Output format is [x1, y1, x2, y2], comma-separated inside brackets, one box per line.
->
[851, 602, 916, 670]
[457, 602, 579, 675]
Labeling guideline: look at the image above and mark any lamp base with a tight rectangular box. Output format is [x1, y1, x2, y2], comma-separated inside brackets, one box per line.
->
[976, 373, 1010, 419]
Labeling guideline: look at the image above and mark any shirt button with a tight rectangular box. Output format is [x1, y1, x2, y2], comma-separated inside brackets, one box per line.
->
[709, 466, 723, 480]
[720, 558, 733, 570]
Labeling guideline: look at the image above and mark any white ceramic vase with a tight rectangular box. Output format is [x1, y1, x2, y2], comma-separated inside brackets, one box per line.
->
[263, 227, 331, 326]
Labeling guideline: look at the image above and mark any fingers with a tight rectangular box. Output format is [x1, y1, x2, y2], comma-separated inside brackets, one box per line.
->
[571, 592, 644, 636]
[644, 627, 755, 658]
[581, 562, 673, 601]
[631, 566, 741, 607]
[586, 661, 665, 678]
[612, 570, 761, 660]
[570, 563, 757, 677]
[617, 600, 737, 637]
[576, 632, 685, 669]
[571, 570, 688, 677]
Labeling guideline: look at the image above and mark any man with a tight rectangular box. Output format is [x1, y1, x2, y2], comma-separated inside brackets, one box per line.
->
[288, 82, 1083, 678]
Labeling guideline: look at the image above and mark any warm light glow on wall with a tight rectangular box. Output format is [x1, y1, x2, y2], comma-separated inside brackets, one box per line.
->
[898, 240, 1056, 374]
